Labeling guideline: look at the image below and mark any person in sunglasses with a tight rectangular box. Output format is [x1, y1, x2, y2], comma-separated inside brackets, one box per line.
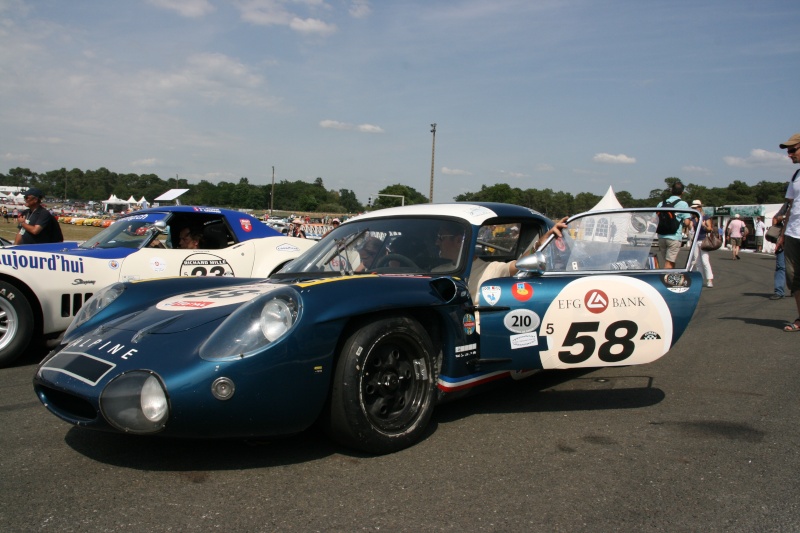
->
[778, 133, 800, 332]
[13, 187, 63, 245]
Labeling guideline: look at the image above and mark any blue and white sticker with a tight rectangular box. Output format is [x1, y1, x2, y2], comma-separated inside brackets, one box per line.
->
[481, 285, 501, 306]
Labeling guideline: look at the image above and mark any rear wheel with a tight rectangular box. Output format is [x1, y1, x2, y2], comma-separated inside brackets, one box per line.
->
[327, 316, 436, 454]
[0, 281, 34, 367]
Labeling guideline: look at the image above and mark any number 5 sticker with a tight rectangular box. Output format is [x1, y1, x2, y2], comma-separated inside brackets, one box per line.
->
[539, 276, 672, 369]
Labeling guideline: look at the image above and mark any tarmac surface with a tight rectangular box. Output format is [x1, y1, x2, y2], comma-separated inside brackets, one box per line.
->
[1, 248, 799, 532]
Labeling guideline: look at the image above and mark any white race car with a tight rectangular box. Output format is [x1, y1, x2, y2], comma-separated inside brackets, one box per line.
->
[0, 205, 316, 366]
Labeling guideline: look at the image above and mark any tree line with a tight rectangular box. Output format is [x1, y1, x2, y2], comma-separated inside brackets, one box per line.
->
[0, 167, 790, 219]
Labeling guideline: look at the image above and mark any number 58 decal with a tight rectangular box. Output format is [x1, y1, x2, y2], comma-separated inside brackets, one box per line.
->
[550, 320, 637, 364]
[538, 276, 673, 369]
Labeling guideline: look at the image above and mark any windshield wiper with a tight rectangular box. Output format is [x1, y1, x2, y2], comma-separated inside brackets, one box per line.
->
[323, 228, 369, 273]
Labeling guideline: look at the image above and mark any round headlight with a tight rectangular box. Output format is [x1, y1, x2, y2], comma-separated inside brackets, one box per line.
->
[100, 371, 168, 433]
[260, 299, 293, 341]
[199, 289, 301, 361]
[141, 375, 169, 422]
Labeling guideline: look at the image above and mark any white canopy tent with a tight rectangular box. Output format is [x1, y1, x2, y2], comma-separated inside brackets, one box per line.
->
[577, 186, 630, 244]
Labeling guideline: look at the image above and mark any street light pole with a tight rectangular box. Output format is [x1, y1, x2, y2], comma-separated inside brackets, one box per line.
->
[270, 166, 275, 216]
[429, 123, 436, 203]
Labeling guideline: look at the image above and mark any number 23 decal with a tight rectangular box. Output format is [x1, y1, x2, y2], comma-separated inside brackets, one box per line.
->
[546, 320, 638, 364]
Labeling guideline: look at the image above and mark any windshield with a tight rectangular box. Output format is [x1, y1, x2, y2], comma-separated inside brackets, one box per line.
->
[540, 210, 679, 272]
[79, 213, 170, 249]
[278, 216, 471, 276]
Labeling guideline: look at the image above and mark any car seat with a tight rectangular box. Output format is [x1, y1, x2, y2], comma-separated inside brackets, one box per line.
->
[203, 223, 229, 249]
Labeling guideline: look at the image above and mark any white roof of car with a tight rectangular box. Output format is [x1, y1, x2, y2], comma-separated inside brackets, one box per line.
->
[350, 203, 500, 226]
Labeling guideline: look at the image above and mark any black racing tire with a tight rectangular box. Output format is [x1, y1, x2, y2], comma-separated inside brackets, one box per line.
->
[0, 281, 34, 367]
[327, 315, 436, 454]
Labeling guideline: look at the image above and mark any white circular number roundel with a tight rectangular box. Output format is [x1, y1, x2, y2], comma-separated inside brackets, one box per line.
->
[180, 253, 234, 277]
[538, 276, 672, 369]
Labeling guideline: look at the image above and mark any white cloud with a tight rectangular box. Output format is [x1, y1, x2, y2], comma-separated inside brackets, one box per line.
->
[723, 149, 789, 168]
[130, 158, 159, 167]
[290, 17, 337, 35]
[442, 167, 471, 176]
[235, 0, 337, 35]
[320, 120, 384, 133]
[593, 153, 636, 164]
[146, 0, 215, 18]
[535, 164, 555, 172]
[681, 165, 712, 175]
[21, 136, 63, 145]
[349, 0, 371, 18]
[2, 152, 32, 162]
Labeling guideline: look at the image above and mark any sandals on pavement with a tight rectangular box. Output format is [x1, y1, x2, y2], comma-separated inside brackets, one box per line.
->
[784, 318, 800, 332]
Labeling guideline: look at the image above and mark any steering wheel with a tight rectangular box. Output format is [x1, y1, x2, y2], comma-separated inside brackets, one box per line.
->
[374, 253, 418, 269]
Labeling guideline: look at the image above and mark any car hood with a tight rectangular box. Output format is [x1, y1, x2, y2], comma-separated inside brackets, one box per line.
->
[10, 241, 139, 259]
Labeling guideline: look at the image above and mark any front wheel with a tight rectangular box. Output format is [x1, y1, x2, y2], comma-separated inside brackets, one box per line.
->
[0, 281, 34, 367]
[327, 316, 436, 454]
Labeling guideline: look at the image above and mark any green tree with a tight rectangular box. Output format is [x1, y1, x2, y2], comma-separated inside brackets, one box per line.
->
[372, 184, 428, 209]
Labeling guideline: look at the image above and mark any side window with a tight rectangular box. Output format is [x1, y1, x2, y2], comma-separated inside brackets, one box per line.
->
[476, 223, 521, 259]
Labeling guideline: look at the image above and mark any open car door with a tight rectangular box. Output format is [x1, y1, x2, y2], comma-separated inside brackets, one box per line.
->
[475, 207, 702, 371]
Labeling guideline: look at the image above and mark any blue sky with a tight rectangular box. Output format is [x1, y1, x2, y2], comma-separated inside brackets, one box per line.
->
[1, 0, 798, 204]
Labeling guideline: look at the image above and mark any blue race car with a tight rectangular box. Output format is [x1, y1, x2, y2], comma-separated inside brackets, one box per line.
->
[34, 203, 701, 454]
[0, 206, 315, 366]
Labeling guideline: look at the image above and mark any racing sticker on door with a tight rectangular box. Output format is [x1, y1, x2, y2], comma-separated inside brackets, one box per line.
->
[538, 276, 672, 369]
[180, 253, 235, 277]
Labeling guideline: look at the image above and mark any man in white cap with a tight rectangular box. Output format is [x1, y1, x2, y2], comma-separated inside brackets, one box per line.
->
[778, 133, 800, 331]
[726, 213, 746, 260]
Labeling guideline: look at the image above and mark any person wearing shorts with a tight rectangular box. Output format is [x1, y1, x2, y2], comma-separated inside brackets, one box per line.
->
[778, 133, 800, 332]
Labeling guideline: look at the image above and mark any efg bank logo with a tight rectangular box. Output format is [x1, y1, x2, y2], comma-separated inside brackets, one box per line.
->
[584, 289, 608, 314]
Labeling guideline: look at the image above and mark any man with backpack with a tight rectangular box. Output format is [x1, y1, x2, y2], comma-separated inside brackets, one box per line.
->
[655, 181, 689, 269]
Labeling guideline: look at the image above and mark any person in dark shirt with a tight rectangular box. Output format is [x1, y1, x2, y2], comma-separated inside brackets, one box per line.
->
[13, 187, 64, 245]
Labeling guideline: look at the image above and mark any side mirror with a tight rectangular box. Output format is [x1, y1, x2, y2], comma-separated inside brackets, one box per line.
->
[515, 251, 547, 276]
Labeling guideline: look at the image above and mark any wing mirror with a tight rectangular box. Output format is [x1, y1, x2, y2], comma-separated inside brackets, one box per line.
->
[515, 251, 547, 276]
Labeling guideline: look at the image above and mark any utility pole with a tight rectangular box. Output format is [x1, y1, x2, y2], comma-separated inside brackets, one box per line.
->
[429, 123, 437, 203]
[270, 166, 275, 216]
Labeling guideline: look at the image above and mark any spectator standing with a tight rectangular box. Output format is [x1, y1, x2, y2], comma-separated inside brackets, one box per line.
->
[726, 214, 746, 260]
[778, 133, 800, 331]
[290, 218, 306, 238]
[771, 205, 789, 300]
[13, 187, 64, 245]
[655, 181, 689, 269]
[690, 200, 714, 288]
[754, 216, 766, 253]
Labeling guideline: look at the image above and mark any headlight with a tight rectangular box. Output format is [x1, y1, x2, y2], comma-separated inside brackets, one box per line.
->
[199, 289, 301, 361]
[100, 371, 169, 434]
[64, 283, 126, 336]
